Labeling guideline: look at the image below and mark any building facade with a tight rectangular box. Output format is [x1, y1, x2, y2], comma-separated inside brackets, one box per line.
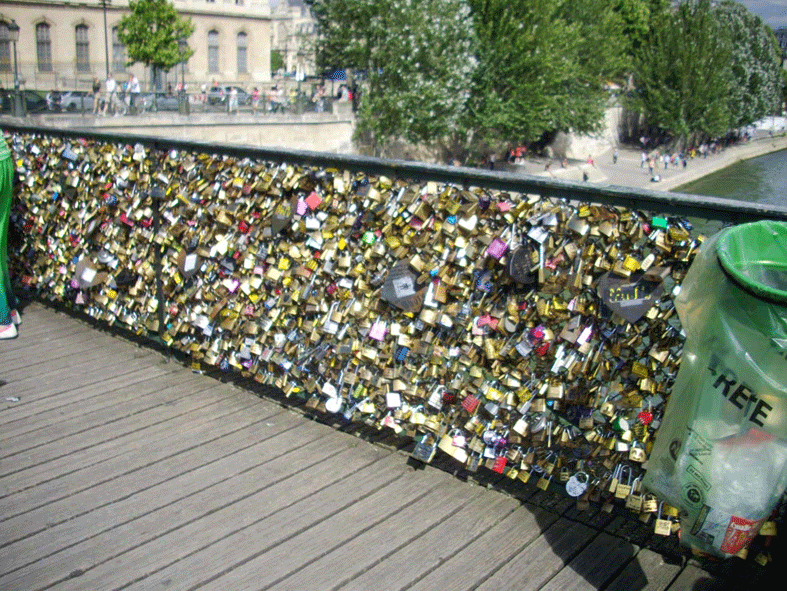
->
[0, 0, 273, 92]
[270, 0, 316, 79]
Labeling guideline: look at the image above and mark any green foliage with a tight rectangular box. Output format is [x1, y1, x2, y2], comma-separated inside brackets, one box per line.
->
[307, 0, 780, 156]
[465, 0, 628, 148]
[629, 0, 783, 144]
[612, 0, 670, 54]
[116, 0, 195, 73]
[713, 0, 782, 128]
[308, 0, 475, 155]
[628, 0, 733, 144]
[271, 50, 285, 73]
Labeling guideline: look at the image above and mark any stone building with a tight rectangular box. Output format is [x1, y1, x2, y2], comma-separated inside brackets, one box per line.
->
[269, 0, 316, 79]
[0, 0, 274, 92]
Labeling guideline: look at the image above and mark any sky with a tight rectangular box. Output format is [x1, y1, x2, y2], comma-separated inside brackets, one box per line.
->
[738, 0, 787, 28]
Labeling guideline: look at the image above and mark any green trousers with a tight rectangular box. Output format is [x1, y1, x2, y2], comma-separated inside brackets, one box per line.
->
[0, 154, 17, 326]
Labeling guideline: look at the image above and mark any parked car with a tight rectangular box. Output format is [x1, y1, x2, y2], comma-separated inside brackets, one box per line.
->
[0, 89, 48, 114]
[137, 92, 181, 112]
[51, 91, 94, 112]
[206, 85, 251, 106]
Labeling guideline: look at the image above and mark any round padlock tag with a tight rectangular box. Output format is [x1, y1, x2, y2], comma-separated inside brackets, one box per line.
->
[324, 397, 342, 413]
[566, 472, 589, 497]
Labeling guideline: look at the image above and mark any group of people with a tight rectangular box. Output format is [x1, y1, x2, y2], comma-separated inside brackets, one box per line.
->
[641, 150, 689, 176]
[92, 73, 141, 116]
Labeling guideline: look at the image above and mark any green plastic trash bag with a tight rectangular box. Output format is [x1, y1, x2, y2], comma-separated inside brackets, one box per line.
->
[644, 220, 787, 558]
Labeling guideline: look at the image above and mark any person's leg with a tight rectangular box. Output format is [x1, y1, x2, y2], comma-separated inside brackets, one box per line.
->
[0, 155, 18, 332]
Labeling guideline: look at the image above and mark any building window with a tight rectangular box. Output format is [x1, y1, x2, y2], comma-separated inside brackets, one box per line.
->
[112, 27, 126, 73]
[37, 23, 53, 72]
[208, 30, 219, 74]
[237, 32, 247, 73]
[76, 24, 90, 72]
[0, 22, 11, 73]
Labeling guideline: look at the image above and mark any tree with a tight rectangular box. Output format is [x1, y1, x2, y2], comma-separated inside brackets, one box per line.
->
[307, 0, 476, 156]
[628, 0, 733, 146]
[713, 0, 782, 128]
[116, 0, 195, 80]
[271, 50, 285, 74]
[463, 0, 629, 150]
[612, 0, 670, 55]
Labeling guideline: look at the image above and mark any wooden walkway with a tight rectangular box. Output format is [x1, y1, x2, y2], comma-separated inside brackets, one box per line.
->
[0, 302, 765, 591]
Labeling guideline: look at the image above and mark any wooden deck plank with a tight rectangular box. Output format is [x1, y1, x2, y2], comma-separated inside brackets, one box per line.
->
[474, 519, 597, 591]
[0, 368, 204, 441]
[194, 469, 466, 591]
[538, 532, 637, 591]
[0, 386, 263, 495]
[407, 505, 561, 591]
[604, 548, 682, 591]
[0, 377, 223, 462]
[0, 403, 289, 539]
[2, 308, 92, 342]
[0, 362, 179, 427]
[1, 326, 97, 361]
[317, 490, 520, 591]
[0, 428, 362, 591]
[2, 311, 142, 361]
[3, 344, 164, 397]
[265, 478, 494, 591]
[665, 563, 730, 590]
[46, 451, 407, 591]
[0, 395, 277, 520]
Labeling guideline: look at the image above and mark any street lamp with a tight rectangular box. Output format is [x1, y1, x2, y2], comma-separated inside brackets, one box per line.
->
[179, 38, 187, 91]
[178, 38, 189, 115]
[7, 20, 24, 117]
[101, 0, 111, 80]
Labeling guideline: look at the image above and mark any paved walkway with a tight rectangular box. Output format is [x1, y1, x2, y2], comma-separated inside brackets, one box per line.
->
[507, 134, 787, 192]
[0, 303, 774, 591]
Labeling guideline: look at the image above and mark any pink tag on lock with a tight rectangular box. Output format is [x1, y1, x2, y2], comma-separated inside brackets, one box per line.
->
[305, 191, 322, 210]
[369, 320, 387, 341]
[486, 237, 509, 260]
[296, 198, 308, 216]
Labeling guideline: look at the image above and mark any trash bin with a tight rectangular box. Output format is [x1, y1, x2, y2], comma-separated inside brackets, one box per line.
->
[644, 220, 787, 558]
[178, 93, 189, 115]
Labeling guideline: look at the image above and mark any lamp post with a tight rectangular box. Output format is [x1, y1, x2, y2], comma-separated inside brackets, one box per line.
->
[101, 0, 111, 80]
[7, 20, 24, 117]
[178, 38, 189, 115]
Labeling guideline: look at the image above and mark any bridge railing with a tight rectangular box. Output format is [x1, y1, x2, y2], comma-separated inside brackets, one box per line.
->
[5, 122, 787, 515]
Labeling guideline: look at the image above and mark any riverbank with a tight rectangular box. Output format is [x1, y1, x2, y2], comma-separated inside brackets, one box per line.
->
[508, 133, 787, 192]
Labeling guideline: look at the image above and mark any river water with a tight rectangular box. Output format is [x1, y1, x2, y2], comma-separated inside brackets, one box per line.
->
[678, 148, 787, 207]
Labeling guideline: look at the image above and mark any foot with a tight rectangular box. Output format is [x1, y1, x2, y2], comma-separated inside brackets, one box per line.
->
[11, 310, 21, 325]
[0, 323, 17, 339]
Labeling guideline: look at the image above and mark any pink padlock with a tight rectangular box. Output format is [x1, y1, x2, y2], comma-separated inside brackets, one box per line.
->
[486, 237, 509, 260]
[369, 317, 387, 341]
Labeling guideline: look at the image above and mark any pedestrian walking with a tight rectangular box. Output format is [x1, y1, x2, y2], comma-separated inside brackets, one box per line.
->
[102, 73, 116, 116]
[228, 87, 239, 114]
[612, 149, 618, 164]
[252, 87, 260, 115]
[92, 76, 102, 115]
